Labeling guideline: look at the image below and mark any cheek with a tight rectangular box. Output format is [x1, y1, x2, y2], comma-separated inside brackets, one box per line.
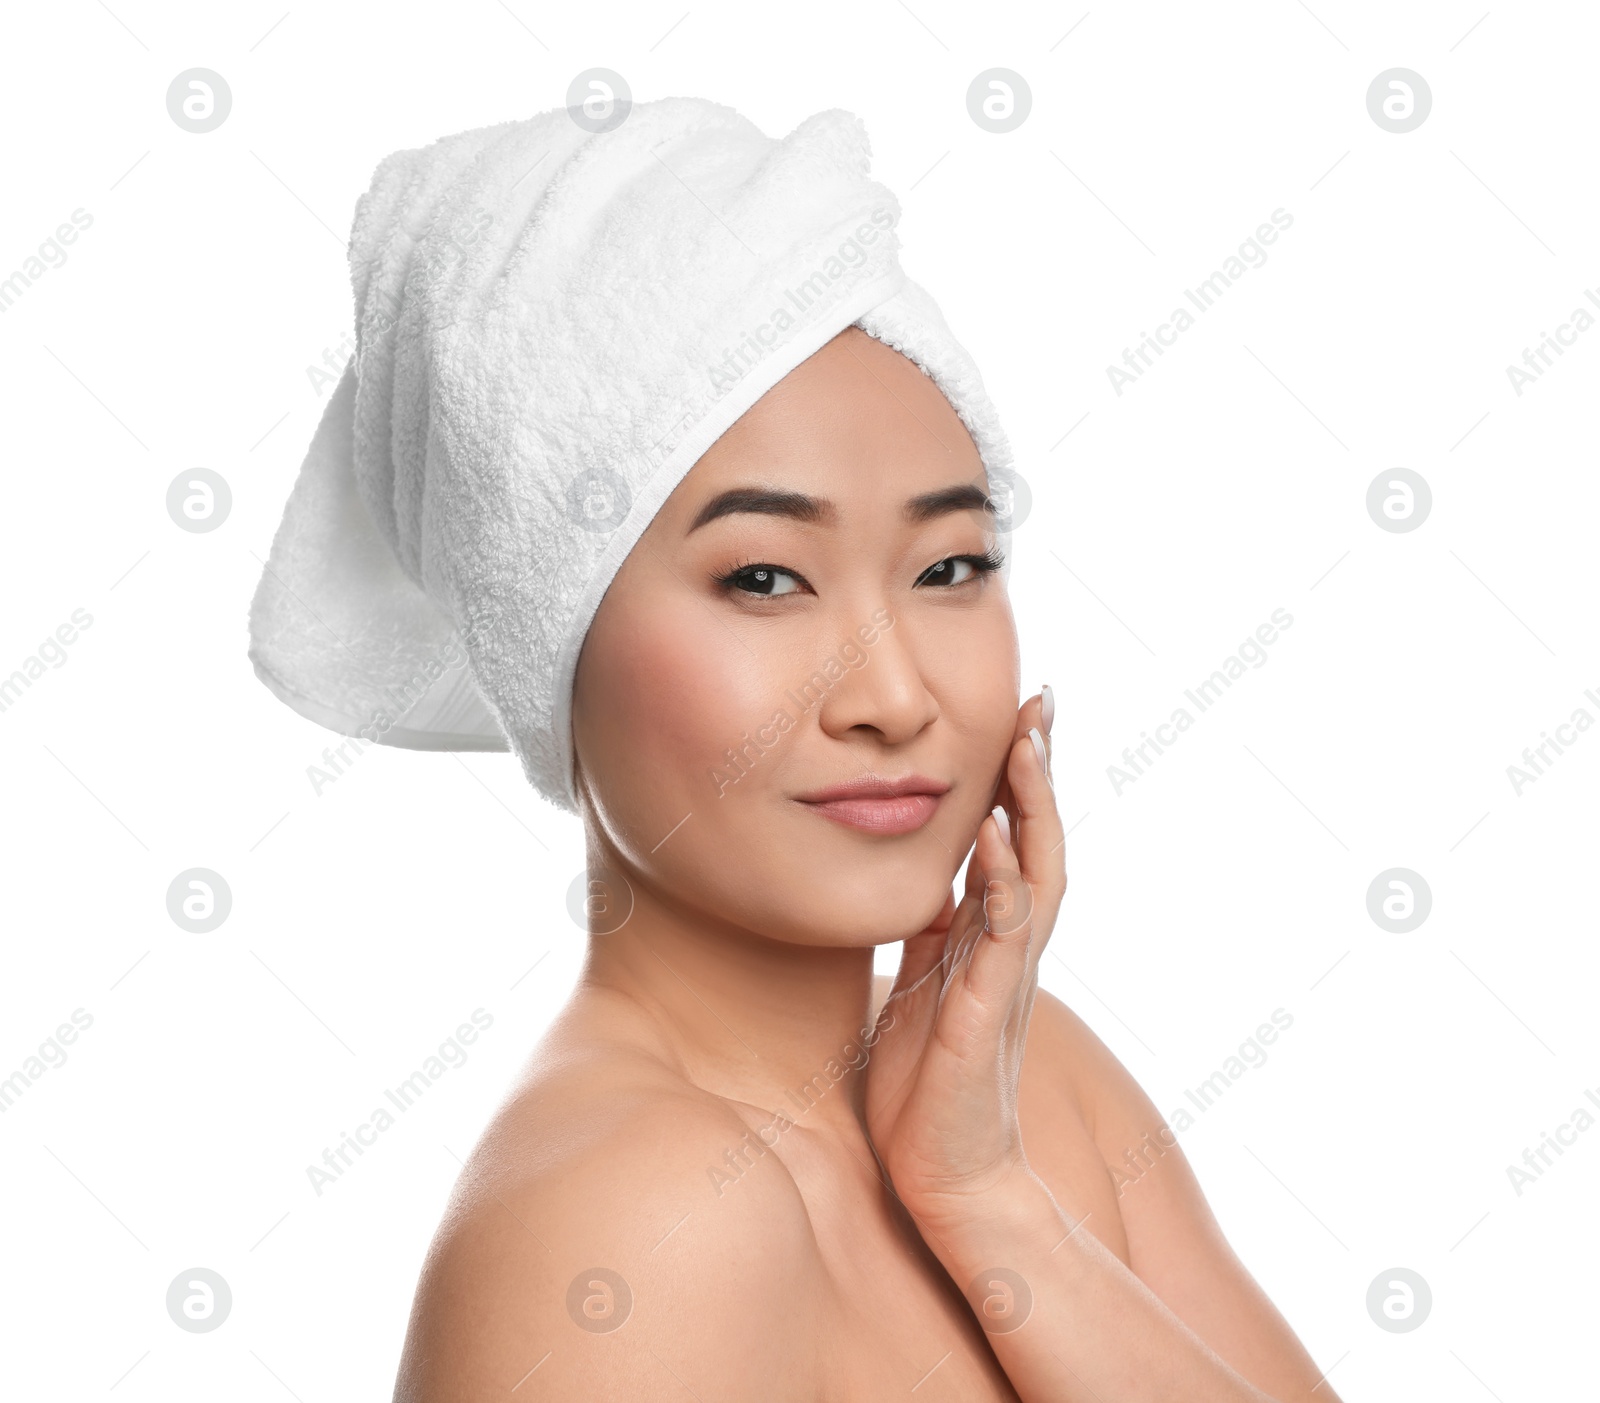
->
[931, 608, 1019, 721]
[575, 596, 779, 810]
[918, 604, 1021, 802]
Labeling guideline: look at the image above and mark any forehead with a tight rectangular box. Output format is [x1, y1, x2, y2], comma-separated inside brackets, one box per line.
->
[667, 326, 986, 515]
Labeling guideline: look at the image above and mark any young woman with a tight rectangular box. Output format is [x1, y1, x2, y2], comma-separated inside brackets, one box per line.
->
[385, 324, 1339, 1401]
[248, 95, 1339, 1402]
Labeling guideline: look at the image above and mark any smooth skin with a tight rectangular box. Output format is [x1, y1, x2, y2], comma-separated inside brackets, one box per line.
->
[390, 327, 1341, 1402]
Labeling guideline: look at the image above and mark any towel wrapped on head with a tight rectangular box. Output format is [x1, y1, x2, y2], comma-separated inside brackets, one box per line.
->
[248, 94, 1015, 814]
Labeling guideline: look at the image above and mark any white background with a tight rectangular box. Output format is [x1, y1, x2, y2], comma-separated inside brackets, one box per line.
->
[2, 1, 1596, 1398]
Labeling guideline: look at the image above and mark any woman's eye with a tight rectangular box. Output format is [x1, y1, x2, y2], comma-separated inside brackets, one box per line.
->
[918, 556, 979, 587]
[730, 565, 803, 597]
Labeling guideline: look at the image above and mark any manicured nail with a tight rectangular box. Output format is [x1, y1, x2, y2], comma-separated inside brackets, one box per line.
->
[991, 804, 1010, 846]
[1040, 683, 1055, 736]
[1028, 726, 1052, 790]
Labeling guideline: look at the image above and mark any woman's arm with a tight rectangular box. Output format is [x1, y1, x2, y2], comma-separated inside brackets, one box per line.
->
[911, 1163, 1287, 1403]
[1033, 991, 1344, 1400]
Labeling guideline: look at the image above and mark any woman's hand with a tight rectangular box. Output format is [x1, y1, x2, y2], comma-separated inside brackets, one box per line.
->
[862, 689, 1067, 1238]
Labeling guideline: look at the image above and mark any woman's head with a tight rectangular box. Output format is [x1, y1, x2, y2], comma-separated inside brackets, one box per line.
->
[572, 325, 1020, 947]
[250, 100, 1020, 834]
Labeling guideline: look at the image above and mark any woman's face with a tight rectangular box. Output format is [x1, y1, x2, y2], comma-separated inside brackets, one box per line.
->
[571, 326, 1021, 946]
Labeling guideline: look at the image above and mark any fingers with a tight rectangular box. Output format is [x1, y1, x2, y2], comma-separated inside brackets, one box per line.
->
[878, 889, 954, 1038]
[957, 806, 1034, 1025]
[1003, 715, 1066, 966]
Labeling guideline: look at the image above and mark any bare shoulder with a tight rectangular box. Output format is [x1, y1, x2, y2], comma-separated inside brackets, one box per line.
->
[1023, 985, 1152, 1139]
[392, 1039, 826, 1402]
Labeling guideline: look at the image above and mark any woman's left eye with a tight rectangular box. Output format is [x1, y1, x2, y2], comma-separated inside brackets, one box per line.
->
[726, 565, 803, 597]
[917, 554, 994, 588]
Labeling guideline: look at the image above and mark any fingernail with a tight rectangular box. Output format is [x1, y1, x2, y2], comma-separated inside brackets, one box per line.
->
[991, 804, 1010, 846]
[1040, 684, 1054, 736]
[1028, 726, 1052, 790]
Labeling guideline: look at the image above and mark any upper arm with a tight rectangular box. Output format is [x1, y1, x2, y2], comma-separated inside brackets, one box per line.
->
[392, 1094, 825, 1402]
[1029, 989, 1342, 1403]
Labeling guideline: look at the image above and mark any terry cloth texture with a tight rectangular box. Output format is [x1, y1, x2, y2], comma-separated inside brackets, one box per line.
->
[248, 95, 1015, 813]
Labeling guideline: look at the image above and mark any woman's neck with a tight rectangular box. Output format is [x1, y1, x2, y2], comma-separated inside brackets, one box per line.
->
[575, 874, 885, 1141]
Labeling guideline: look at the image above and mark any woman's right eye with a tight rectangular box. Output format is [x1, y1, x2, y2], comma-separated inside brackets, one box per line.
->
[724, 564, 804, 597]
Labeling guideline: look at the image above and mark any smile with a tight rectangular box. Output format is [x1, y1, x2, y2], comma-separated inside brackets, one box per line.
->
[794, 792, 943, 834]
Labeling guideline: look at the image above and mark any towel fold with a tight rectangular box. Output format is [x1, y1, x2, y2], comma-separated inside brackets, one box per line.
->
[248, 95, 1015, 813]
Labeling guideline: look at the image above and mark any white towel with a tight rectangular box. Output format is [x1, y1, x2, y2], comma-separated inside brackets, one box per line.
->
[248, 95, 1015, 813]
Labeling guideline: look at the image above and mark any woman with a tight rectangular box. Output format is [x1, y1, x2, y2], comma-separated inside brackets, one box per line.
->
[249, 96, 1339, 1402]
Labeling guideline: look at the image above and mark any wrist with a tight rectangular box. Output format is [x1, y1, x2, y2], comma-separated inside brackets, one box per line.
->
[903, 1158, 1059, 1268]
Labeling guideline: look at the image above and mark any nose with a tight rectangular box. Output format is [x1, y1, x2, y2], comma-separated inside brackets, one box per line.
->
[812, 606, 940, 748]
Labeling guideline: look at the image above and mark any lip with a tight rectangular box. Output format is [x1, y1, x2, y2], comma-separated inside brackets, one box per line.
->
[792, 774, 950, 835]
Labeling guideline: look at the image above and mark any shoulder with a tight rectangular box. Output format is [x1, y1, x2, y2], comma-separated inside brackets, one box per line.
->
[392, 1045, 826, 1402]
[1023, 985, 1144, 1138]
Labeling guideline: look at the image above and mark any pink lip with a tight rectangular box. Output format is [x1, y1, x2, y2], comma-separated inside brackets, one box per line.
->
[797, 792, 944, 834]
[792, 774, 949, 835]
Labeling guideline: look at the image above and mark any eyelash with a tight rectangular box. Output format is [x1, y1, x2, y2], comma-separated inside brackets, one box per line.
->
[712, 546, 1006, 598]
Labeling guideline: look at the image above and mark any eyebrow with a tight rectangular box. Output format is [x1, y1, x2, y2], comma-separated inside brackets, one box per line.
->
[686, 482, 994, 534]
